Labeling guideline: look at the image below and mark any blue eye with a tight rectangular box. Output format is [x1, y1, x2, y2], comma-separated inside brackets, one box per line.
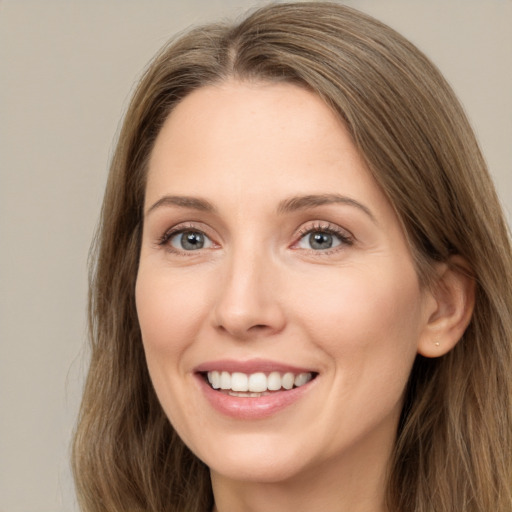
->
[308, 232, 339, 250]
[296, 227, 351, 251]
[169, 230, 213, 251]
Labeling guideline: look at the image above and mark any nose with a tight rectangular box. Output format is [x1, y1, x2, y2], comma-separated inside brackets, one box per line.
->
[212, 248, 286, 340]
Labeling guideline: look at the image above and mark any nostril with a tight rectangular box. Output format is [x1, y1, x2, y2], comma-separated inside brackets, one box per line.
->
[246, 324, 278, 335]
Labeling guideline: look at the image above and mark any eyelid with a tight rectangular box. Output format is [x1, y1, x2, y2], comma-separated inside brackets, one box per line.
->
[157, 222, 219, 253]
[155, 219, 354, 255]
[292, 221, 354, 251]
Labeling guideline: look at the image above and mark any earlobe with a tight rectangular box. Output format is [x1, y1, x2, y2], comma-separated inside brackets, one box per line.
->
[417, 257, 475, 358]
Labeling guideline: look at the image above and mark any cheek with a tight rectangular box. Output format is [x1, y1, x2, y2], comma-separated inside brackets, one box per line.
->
[135, 268, 205, 363]
[135, 267, 206, 430]
[294, 262, 424, 365]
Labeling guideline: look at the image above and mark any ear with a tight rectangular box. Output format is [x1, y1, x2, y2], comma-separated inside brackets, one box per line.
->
[417, 256, 475, 358]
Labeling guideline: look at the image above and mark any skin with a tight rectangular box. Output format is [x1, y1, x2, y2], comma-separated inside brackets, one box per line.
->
[135, 81, 449, 512]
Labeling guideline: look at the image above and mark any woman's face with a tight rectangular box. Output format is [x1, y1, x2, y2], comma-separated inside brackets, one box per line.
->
[136, 81, 435, 485]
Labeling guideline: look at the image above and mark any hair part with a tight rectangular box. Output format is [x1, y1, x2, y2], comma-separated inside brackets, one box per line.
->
[72, 3, 512, 511]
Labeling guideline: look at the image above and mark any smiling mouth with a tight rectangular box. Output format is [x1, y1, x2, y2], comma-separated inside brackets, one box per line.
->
[202, 370, 317, 397]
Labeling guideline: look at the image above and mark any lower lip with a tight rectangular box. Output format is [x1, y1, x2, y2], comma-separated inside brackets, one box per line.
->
[196, 374, 315, 420]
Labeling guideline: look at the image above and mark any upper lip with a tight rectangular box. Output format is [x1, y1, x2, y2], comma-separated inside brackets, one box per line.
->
[194, 358, 316, 375]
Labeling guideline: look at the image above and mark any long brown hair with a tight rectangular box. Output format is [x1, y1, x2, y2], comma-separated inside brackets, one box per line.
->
[72, 3, 512, 511]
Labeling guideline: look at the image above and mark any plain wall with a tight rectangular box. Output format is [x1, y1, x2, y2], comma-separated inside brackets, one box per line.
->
[0, 1, 510, 511]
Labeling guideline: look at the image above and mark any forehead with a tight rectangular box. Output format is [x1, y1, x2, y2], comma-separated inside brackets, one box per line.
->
[145, 80, 388, 217]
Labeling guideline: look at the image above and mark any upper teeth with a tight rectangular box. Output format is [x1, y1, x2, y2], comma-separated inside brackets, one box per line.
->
[207, 371, 313, 392]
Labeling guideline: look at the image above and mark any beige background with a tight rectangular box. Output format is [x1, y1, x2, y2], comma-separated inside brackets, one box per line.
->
[0, 1, 510, 511]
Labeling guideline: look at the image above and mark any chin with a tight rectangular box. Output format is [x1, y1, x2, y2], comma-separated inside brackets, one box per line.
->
[190, 430, 315, 484]
[208, 453, 308, 484]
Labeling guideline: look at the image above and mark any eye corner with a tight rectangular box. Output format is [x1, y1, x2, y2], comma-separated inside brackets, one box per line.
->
[155, 222, 220, 255]
[292, 221, 354, 253]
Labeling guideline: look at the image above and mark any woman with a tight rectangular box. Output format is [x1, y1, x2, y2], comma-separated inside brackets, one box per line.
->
[72, 3, 512, 511]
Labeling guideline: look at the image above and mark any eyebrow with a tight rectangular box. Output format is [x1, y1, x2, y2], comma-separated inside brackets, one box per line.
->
[145, 195, 216, 216]
[277, 194, 376, 222]
[145, 193, 376, 222]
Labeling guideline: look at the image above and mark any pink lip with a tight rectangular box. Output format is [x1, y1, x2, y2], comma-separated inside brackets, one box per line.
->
[194, 358, 315, 374]
[193, 359, 317, 420]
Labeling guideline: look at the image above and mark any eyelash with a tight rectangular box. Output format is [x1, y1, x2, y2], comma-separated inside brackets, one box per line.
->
[156, 221, 354, 255]
[157, 224, 213, 254]
[294, 222, 354, 252]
